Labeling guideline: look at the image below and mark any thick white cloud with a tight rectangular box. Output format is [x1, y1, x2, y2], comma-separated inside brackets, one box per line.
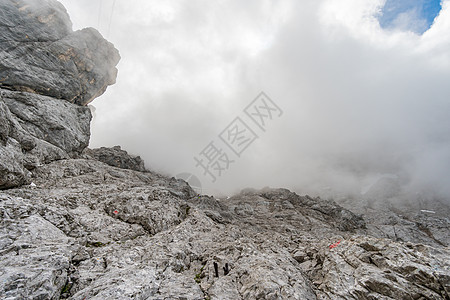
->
[59, 0, 450, 200]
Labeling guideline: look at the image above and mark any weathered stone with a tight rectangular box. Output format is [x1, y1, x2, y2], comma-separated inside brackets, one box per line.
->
[0, 0, 120, 105]
[0, 0, 119, 189]
[0, 89, 91, 189]
[2, 89, 91, 156]
[0, 0, 72, 43]
[0, 143, 31, 189]
[85, 146, 147, 172]
[0, 100, 10, 143]
[0, 209, 72, 300]
[4, 160, 449, 299]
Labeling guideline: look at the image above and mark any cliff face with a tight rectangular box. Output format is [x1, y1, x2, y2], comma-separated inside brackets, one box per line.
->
[0, 1, 449, 300]
[0, 0, 120, 105]
[0, 0, 120, 189]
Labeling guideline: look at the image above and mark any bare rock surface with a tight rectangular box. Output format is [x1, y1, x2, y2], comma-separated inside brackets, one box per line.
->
[0, 159, 449, 299]
[84, 146, 147, 172]
[0, 0, 119, 189]
[2, 89, 91, 157]
[0, 89, 91, 189]
[336, 180, 450, 249]
[0, 0, 120, 105]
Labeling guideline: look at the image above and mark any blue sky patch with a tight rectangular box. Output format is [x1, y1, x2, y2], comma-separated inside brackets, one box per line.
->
[378, 0, 442, 34]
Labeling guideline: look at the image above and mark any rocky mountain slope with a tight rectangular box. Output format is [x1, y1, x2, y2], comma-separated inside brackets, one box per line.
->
[0, 0, 119, 190]
[0, 1, 449, 299]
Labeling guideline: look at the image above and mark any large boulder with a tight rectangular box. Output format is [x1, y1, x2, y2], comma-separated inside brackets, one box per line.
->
[0, 0, 120, 105]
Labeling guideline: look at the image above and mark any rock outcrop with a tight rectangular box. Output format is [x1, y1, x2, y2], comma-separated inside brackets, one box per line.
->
[0, 0, 120, 105]
[0, 89, 92, 189]
[84, 146, 147, 172]
[0, 0, 119, 189]
[1, 161, 449, 299]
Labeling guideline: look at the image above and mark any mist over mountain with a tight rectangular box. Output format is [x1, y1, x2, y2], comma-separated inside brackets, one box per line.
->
[56, 0, 450, 201]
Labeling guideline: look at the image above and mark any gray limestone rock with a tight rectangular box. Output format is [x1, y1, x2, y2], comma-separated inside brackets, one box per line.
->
[2, 159, 449, 299]
[2, 89, 91, 157]
[0, 90, 90, 189]
[85, 146, 147, 172]
[0, 0, 72, 43]
[0, 0, 120, 105]
[0, 206, 72, 300]
[0, 0, 119, 189]
[0, 142, 31, 189]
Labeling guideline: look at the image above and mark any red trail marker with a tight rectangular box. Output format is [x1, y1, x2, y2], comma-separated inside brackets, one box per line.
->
[329, 240, 341, 249]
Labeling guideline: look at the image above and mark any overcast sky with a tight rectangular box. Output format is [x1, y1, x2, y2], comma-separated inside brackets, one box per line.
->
[59, 0, 450, 199]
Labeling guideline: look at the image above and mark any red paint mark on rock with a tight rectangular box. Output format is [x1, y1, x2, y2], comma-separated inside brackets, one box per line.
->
[113, 210, 119, 215]
[329, 240, 341, 249]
